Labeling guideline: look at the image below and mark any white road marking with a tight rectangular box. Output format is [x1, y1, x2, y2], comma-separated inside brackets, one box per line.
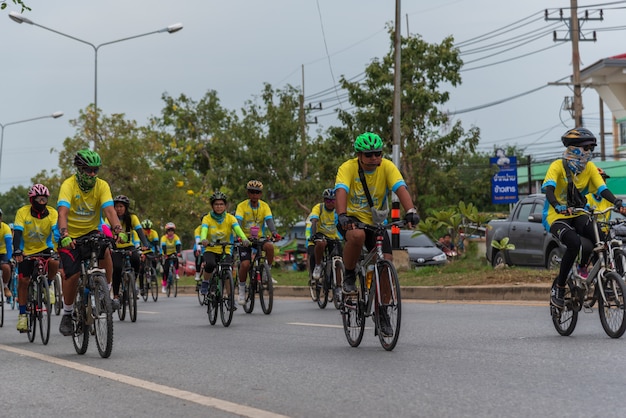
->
[0, 344, 290, 418]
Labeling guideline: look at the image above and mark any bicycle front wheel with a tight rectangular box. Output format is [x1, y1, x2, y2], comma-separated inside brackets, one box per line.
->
[341, 272, 365, 347]
[53, 273, 62, 315]
[220, 270, 235, 327]
[550, 277, 578, 336]
[92, 274, 114, 358]
[375, 260, 401, 351]
[317, 265, 329, 310]
[72, 287, 89, 355]
[259, 263, 273, 315]
[207, 288, 218, 325]
[128, 272, 137, 322]
[38, 278, 51, 345]
[243, 270, 255, 314]
[149, 269, 158, 302]
[117, 280, 127, 321]
[174, 276, 178, 297]
[332, 257, 344, 310]
[26, 280, 36, 342]
[598, 271, 626, 338]
[196, 280, 203, 306]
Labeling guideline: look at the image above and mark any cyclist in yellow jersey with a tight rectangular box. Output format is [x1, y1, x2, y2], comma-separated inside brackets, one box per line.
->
[138, 219, 160, 294]
[12, 184, 59, 332]
[160, 222, 181, 293]
[235, 180, 281, 305]
[109, 195, 151, 307]
[542, 128, 626, 308]
[335, 133, 419, 337]
[199, 192, 249, 303]
[308, 188, 343, 284]
[57, 149, 124, 336]
[0, 208, 13, 300]
[193, 222, 205, 281]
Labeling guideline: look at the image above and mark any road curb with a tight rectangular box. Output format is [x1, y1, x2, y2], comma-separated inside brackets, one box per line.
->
[176, 284, 551, 302]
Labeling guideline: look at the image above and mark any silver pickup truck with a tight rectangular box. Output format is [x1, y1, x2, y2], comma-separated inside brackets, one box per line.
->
[486, 194, 564, 269]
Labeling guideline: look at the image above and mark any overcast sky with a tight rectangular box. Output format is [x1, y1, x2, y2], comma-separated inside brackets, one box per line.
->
[1, 0, 625, 192]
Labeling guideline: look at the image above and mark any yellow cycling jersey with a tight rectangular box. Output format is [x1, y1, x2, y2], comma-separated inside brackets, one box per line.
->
[541, 160, 605, 228]
[160, 234, 181, 255]
[235, 199, 274, 237]
[0, 221, 12, 255]
[106, 213, 142, 249]
[308, 203, 340, 246]
[13, 205, 58, 254]
[335, 157, 406, 225]
[200, 213, 243, 255]
[57, 175, 114, 238]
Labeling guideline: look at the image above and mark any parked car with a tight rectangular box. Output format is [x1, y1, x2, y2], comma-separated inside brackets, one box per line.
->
[178, 249, 197, 277]
[387, 229, 448, 268]
[486, 194, 564, 269]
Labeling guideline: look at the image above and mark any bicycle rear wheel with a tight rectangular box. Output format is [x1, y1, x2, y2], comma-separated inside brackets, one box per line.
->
[174, 276, 178, 297]
[550, 277, 578, 336]
[220, 270, 235, 327]
[332, 257, 344, 310]
[341, 272, 365, 347]
[27, 280, 36, 342]
[53, 273, 62, 316]
[598, 271, 626, 338]
[92, 274, 114, 358]
[196, 280, 203, 306]
[72, 284, 89, 355]
[38, 278, 51, 345]
[375, 260, 401, 351]
[0, 289, 3, 327]
[141, 271, 149, 302]
[259, 263, 273, 315]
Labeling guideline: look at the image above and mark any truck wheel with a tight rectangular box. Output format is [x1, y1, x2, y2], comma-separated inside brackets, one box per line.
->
[492, 251, 505, 268]
[546, 247, 562, 270]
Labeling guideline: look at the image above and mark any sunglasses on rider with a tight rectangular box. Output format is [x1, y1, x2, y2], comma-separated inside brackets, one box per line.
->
[581, 145, 595, 152]
[324, 198, 335, 203]
[247, 190, 262, 195]
[81, 166, 99, 175]
[362, 151, 382, 158]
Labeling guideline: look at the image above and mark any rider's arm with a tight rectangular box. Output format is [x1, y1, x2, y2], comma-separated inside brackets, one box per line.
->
[232, 224, 247, 242]
[265, 217, 278, 236]
[102, 206, 122, 235]
[12, 229, 22, 254]
[396, 185, 416, 214]
[335, 188, 347, 216]
[310, 219, 318, 237]
[135, 227, 151, 249]
[600, 188, 620, 205]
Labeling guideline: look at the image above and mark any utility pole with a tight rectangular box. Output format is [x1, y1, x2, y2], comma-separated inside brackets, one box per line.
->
[546, 0, 603, 127]
[299, 65, 308, 179]
[391, 0, 402, 250]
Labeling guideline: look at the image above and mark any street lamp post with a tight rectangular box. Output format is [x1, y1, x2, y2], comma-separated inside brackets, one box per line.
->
[0, 111, 64, 184]
[9, 11, 183, 145]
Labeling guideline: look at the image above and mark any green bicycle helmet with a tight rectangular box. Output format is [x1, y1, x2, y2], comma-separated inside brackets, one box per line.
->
[210, 191, 228, 204]
[74, 149, 102, 167]
[141, 219, 153, 229]
[354, 132, 383, 152]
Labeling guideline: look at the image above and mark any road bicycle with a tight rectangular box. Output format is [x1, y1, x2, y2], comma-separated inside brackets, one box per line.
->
[71, 234, 114, 358]
[140, 252, 159, 302]
[550, 206, 626, 338]
[22, 253, 56, 345]
[9, 263, 18, 310]
[113, 248, 138, 322]
[340, 220, 404, 351]
[163, 253, 178, 298]
[202, 241, 240, 327]
[242, 238, 274, 315]
[310, 237, 344, 310]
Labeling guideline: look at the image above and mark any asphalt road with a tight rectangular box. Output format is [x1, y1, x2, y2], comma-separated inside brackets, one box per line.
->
[2, 294, 626, 417]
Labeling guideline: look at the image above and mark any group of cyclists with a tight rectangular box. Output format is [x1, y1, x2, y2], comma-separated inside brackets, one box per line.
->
[0, 131, 424, 345]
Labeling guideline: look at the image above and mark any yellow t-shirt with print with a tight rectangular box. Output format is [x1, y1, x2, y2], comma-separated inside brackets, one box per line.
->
[235, 199, 273, 238]
[160, 234, 181, 256]
[335, 157, 406, 225]
[200, 213, 241, 256]
[14, 205, 58, 254]
[57, 175, 114, 238]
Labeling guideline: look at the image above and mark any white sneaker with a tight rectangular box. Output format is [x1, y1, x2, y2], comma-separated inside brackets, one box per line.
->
[312, 264, 322, 280]
[194, 273, 201, 281]
[162, 286, 166, 294]
[271, 278, 278, 284]
[176, 274, 180, 280]
[238, 292, 246, 305]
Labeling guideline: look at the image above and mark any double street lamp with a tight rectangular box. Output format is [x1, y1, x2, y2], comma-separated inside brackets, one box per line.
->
[9, 11, 183, 144]
[0, 111, 64, 184]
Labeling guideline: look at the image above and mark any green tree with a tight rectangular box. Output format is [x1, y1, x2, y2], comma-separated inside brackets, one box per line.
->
[1, 0, 30, 12]
[332, 26, 480, 216]
[0, 185, 29, 223]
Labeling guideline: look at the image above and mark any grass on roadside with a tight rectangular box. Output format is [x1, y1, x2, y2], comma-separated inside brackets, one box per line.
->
[178, 257, 555, 288]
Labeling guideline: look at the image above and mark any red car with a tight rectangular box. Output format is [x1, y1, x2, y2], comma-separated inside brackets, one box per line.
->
[178, 249, 197, 277]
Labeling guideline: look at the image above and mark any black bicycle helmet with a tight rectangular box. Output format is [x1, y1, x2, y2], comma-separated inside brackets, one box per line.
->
[210, 191, 228, 204]
[561, 127, 597, 147]
[113, 195, 130, 207]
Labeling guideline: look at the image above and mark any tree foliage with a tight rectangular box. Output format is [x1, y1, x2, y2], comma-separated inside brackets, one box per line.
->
[1, 0, 30, 12]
